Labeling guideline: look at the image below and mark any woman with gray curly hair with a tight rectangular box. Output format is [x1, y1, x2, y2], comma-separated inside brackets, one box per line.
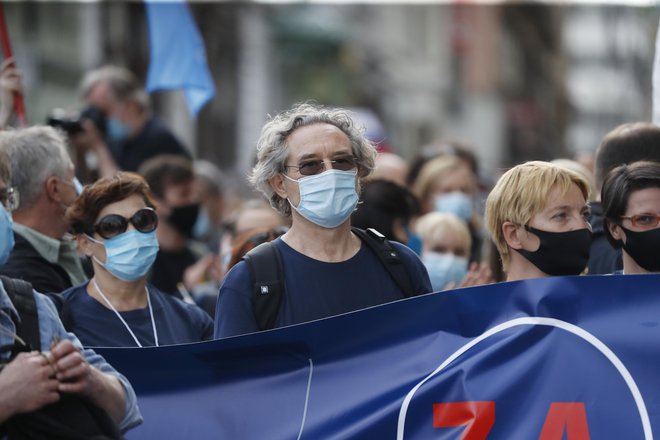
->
[214, 102, 431, 338]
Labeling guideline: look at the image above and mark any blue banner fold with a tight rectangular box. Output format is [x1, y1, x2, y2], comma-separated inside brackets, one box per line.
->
[97, 274, 660, 439]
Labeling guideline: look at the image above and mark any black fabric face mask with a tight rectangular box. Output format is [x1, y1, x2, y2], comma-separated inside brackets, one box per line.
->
[620, 226, 660, 272]
[516, 226, 592, 276]
[167, 203, 200, 238]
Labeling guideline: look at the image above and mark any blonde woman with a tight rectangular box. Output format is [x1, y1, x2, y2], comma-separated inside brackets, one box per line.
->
[485, 161, 591, 281]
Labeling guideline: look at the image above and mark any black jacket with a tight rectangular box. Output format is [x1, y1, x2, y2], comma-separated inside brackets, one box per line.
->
[0, 232, 73, 295]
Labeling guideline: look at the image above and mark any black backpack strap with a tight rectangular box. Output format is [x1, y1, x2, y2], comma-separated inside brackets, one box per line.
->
[351, 227, 415, 298]
[0, 281, 122, 440]
[0, 275, 40, 354]
[242, 242, 285, 331]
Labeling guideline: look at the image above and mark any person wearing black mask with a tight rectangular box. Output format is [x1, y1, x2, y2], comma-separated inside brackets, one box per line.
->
[138, 154, 217, 298]
[601, 161, 660, 275]
[485, 161, 592, 281]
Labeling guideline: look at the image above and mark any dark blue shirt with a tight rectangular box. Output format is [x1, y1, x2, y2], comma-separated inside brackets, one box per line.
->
[214, 237, 432, 338]
[58, 283, 213, 347]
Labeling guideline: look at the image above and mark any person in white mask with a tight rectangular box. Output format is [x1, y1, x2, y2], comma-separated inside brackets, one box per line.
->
[214, 102, 432, 338]
[54, 172, 213, 348]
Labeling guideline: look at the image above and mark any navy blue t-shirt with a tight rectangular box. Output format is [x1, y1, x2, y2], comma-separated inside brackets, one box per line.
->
[59, 283, 213, 347]
[214, 237, 431, 338]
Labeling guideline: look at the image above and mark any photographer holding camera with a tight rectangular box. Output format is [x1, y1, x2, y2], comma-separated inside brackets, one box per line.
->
[70, 65, 191, 178]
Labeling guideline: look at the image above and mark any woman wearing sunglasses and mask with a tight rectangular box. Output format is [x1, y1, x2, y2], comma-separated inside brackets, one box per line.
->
[56, 172, 213, 347]
[214, 103, 431, 338]
[485, 161, 592, 281]
[601, 161, 660, 275]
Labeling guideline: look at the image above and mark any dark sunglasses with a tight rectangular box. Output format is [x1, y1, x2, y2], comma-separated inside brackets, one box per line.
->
[284, 157, 357, 176]
[248, 226, 289, 246]
[93, 207, 159, 239]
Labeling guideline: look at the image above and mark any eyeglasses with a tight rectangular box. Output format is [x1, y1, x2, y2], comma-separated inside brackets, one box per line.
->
[93, 207, 159, 239]
[0, 187, 19, 211]
[284, 157, 357, 176]
[248, 226, 288, 246]
[620, 213, 660, 229]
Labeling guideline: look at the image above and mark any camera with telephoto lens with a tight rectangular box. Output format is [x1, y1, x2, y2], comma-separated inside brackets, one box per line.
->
[47, 106, 106, 136]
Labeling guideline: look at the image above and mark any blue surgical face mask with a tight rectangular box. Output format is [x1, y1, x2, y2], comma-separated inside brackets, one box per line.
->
[284, 169, 359, 229]
[0, 204, 14, 265]
[192, 206, 211, 239]
[422, 251, 468, 292]
[434, 192, 473, 223]
[106, 116, 131, 144]
[88, 230, 159, 282]
[73, 177, 84, 195]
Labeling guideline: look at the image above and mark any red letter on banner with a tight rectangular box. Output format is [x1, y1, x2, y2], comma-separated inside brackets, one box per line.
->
[433, 401, 495, 440]
[539, 402, 590, 440]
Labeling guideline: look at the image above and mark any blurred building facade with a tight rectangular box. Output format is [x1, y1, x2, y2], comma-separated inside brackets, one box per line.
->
[4, 3, 658, 188]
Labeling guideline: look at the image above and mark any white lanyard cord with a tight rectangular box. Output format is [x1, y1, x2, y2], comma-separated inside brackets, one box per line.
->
[92, 278, 159, 347]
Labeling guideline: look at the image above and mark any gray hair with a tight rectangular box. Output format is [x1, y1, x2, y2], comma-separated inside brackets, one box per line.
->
[0, 126, 73, 210]
[249, 102, 377, 216]
[80, 65, 150, 112]
[0, 147, 10, 185]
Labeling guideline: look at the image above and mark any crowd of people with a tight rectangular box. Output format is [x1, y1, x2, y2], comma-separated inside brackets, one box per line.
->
[0, 62, 659, 434]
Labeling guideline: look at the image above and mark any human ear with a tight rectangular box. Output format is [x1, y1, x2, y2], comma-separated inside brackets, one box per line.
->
[77, 234, 94, 257]
[607, 221, 625, 242]
[502, 221, 524, 250]
[269, 174, 288, 199]
[44, 176, 61, 202]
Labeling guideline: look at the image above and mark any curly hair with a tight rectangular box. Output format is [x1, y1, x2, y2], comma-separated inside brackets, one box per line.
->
[249, 102, 377, 216]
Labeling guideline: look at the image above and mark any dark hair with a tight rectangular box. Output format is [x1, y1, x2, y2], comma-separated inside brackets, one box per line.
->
[226, 226, 288, 270]
[67, 172, 155, 235]
[351, 179, 420, 241]
[595, 123, 660, 188]
[138, 154, 194, 199]
[601, 161, 660, 248]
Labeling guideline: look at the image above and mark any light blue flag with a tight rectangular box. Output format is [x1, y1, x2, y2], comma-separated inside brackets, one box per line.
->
[145, 0, 215, 117]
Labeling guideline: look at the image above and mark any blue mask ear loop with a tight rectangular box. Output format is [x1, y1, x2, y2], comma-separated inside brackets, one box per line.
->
[85, 234, 108, 269]
[73, 177, 84, 195]
[281, 173, 301, 212]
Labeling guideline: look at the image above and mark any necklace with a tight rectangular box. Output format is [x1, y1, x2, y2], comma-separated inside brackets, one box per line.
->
[92, 278, 159, 347]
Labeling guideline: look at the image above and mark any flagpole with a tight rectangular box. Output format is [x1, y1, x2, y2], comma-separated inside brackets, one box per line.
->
[0, 2, 27, 127]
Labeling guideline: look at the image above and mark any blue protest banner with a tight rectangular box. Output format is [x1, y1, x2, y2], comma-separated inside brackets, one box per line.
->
[97, 274, 660, 439]
[144, 0, 215, 116]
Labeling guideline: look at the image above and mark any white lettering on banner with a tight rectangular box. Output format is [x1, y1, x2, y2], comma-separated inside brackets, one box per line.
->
[396, 317, 652, 440]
